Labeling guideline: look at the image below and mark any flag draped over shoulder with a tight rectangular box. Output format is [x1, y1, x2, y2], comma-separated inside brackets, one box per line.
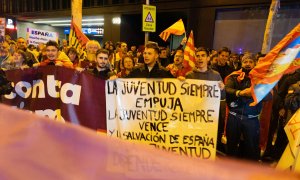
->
[69, 17, 89, 55]
[249, 23, 300, 106]
[183, 30, 195, 69]
[159, 19, 185, 42]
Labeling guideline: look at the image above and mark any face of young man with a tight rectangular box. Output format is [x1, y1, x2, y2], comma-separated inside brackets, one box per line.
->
[96, 53, 109, 69]
[173, 50, 183, 65]
[120, 43, 127, 53]
[195, 51, 209, 71]
[230, 54, 239, 63]
[218, 51, 230, 66]
[46, 46, 59, 61]
[143, 48, 158, 67]
[130, 46, 136, 52]
[160, 50, 167, 58]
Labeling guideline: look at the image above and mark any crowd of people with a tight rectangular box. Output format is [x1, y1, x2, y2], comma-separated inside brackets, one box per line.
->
[0, 35, 299, 164]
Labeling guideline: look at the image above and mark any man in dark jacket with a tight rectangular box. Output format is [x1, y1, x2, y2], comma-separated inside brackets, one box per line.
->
[127, 42, 173, 78]
[225, 54, 271, 160]
[16, 37, 39, 67]
[88, 49, 114, 80]
[212, 47, 234, 80]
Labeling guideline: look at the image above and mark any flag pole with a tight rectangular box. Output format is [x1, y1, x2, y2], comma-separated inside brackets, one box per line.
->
[261, 0, 280, 54]
[144, 0, 150, 45]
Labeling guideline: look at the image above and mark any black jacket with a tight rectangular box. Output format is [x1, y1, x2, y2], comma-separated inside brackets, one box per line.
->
[88, 68, 114, 80]
[126, 62, 173, 78]
[285, 81, 300, 113]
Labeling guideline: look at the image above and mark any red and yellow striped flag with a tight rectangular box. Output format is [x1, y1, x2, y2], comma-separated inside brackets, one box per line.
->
[69, 17, 89, 54]
[183, 30, 195, 70]
[159, 19, 185, 42]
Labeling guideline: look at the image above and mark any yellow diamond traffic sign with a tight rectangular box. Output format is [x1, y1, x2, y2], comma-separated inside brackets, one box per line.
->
[142, 5, 156, 32]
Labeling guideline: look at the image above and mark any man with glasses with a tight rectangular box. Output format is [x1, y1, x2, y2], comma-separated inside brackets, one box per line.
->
[166, 49, 191, 77]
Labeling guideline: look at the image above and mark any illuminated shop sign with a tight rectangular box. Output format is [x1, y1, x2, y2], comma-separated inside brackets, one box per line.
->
[6, 18, 16, 29]
[64, 27, 104, 35]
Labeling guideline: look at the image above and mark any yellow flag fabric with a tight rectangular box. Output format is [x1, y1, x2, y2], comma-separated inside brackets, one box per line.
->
[68, 18, 89, 58]
[159, 19, 185, 42]
[277, 109, 300, 172]
[183, 30, 196, 69]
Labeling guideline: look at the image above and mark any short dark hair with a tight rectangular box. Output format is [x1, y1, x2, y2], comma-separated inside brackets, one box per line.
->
[96, 49, 109, 57]
[67, 47, 78, 56]
[145, 42, 159, 54]
[196, 47, 209, 56]
[218, 47, 231, 55]
[175, 48, 183, 54]
[46, 40, 59, 50]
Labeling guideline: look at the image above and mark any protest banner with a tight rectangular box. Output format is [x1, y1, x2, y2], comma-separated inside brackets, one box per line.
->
[2, 66, 107, 130]
[26, 28, 59, 46]
[277, 109, 300, 172]
[106, 79, 220, 160]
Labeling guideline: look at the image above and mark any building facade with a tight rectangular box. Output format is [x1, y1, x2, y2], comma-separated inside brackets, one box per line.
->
[0, 0, 299, 52]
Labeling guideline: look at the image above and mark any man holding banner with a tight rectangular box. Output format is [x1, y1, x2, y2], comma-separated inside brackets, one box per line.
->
[88, 49, 115, 80]
[38, 41, 73, 68]
[183, 47, 226, 153]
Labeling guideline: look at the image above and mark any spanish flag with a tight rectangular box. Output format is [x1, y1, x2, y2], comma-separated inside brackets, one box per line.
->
[249, 23, 300, 106]
[183, 30, 195, 70]
[69, 17, 89, 53]
[159, 19, 185, 42]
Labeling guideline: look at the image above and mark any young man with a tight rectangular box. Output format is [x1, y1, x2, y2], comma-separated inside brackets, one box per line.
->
[184, 47, 226, 153]
[185, 47, 224, 83]
[88, 49, 114, 80]
[212, 47, 234, 80]
[126, 42, 173, 78]
[38, 40, 73, 68]
[158, 47, 171, 67]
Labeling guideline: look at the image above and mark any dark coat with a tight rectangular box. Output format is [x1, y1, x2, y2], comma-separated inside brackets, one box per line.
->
[126, 62, 173, 78]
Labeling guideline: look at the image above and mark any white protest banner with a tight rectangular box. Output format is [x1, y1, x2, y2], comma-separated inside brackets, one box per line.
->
[106, 78, 220, 160]
[26, 28, 59, 46]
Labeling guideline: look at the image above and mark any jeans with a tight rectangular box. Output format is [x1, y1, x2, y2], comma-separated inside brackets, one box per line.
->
[226, 113, 260, 160]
